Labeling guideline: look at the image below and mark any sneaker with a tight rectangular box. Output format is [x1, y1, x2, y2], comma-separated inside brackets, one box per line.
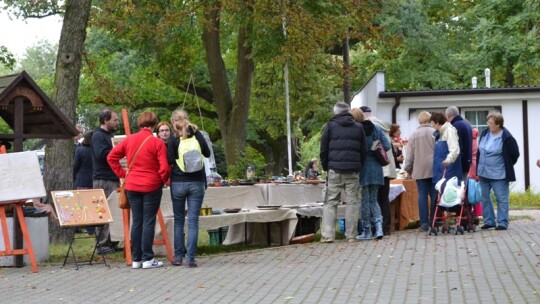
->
[171, 257, 183, 266]
[418, 225, 429, 232]
[132, 261, 142, 269]
[320, 237, 334, 243]
[495, 226, 507, 230]
[347, 238, 357, 243]
[481, 224, 496, 230]
[142, 258, 163, 269]
[185, 259, 197, 268]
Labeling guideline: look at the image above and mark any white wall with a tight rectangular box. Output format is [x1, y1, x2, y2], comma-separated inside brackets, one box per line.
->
[351, 74, 540, 192]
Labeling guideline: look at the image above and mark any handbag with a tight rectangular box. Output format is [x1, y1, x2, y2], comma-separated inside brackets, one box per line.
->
[117, 135, 152, 209]
[370, 139, 390, 166]
[467, 178, 482, 205]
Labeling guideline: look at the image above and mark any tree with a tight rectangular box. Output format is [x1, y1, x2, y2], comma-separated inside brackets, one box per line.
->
[4, 0, 93, 243]
[93, 0, 382, 175]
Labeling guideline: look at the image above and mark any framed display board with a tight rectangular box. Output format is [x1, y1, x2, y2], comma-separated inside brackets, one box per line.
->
[0, 151, 46, 203]
[51, 189, 113, 227]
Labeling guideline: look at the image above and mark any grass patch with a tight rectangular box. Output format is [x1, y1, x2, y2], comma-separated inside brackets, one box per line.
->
[510, 190, 540, 209]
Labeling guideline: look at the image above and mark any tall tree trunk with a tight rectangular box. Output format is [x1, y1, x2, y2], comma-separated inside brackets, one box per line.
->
[43, 0, 92, 244]
[202, 0, 254, 174]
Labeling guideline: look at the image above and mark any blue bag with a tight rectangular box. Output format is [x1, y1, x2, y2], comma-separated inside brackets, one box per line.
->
[467, 178, 482, 205]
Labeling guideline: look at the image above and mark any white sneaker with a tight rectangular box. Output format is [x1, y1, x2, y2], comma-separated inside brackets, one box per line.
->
[142, 258, 163, 269]
[132, 261, 142, 269]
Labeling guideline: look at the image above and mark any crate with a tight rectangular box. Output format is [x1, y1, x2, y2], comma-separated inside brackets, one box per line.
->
[207, 227, 229, 245]
[295, 215, 321, 236]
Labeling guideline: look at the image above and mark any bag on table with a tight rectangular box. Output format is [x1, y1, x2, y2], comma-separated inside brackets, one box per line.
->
[370, 139, 390, 166]
[467, 178, 482, 205]
[117, 183, 129, 209]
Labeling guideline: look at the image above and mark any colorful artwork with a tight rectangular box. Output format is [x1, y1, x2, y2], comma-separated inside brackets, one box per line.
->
[51, 189, 113, 227]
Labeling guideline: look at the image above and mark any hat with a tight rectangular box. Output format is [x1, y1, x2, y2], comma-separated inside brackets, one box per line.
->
[360, 106, 371, 113]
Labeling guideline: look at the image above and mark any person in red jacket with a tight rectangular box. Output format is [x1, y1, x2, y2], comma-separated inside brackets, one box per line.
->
[108, 111, 170, 269]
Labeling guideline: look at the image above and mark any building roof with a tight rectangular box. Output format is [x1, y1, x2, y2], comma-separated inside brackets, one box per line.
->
[0, 71, 78, 144]
[379, 86, 540, 98]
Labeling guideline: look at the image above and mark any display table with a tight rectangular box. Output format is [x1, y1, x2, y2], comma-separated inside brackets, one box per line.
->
[390, 179, 420, 230]
[108, 186, 298, 254]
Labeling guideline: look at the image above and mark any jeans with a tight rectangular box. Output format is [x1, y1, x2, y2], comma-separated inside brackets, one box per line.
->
[361, 185, 382, 223]
[322, 170, 360, 240]
[170, 181, 206, 261]
[416, 178, 437, 227]
[479, 177, 510, 228]
[127, 188, 162, 262]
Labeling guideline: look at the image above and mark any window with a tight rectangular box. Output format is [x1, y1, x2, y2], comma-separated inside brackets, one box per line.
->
[464, 109, 491, 134]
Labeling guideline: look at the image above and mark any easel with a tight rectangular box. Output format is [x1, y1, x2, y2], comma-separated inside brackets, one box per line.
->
[120, 109, 173, 265]
[0, 147, 38, 272]
[62, 225, 108, 270]
[0, 200, 38, 273]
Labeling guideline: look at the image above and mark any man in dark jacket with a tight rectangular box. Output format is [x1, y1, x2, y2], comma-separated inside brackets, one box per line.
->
[446, 106, 473, 180]
[320, 102, 367, 242]
[92, 109, 120, 254]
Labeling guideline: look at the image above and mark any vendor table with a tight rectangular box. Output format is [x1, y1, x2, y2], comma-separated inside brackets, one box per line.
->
[254, 183, 324, 205]
[108, 186, 298, 254]
[390, 179, 420, 230]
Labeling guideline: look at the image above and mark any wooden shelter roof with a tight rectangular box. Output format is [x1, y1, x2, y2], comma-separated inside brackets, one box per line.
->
[0, 71, 78, 150]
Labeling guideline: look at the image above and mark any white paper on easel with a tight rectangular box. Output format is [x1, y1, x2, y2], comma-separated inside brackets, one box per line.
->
[0, 151, 46, 202]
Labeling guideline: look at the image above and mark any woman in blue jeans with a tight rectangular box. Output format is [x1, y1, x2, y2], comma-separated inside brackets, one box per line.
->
[108, 111, 170, 269]
[168, 110, 211, 267]
[477, 113, 519, 230]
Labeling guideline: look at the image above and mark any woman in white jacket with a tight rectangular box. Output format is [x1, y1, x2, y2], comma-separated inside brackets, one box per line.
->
[430, 112, 462, 184]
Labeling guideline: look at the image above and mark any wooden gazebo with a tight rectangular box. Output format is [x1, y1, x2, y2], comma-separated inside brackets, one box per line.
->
[0, 71, 77, 269]
[0, 70, 78, 152]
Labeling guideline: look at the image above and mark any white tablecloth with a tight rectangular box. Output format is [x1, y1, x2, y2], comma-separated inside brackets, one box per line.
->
[108, 187, 298, 252]
[254, 183, 324, 205]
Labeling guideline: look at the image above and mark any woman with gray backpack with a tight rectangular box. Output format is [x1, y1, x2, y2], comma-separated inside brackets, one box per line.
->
[167, 109, 211, 268]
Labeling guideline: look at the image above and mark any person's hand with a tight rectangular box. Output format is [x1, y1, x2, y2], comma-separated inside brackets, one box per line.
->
[442, 159, 449, 167]
[397, 155, 404, 163]
[537, 159, 540, 168]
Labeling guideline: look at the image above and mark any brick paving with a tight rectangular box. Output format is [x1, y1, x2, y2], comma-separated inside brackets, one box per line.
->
[1, 210, 539, 303]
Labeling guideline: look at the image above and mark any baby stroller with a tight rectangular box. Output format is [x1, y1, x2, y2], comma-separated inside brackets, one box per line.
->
[428, 174, 472, 235]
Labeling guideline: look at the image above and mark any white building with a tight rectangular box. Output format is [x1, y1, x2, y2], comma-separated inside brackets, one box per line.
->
[352, 71, 540, 192]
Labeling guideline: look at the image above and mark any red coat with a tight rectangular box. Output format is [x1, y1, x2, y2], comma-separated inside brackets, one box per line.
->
[108, 128, 170, 192]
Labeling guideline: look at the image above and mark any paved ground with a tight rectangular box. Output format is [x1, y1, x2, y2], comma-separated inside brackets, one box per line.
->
[1, 210, 539, 304]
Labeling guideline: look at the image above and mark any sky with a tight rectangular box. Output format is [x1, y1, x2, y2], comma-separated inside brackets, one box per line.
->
[0, 11, 62, 58]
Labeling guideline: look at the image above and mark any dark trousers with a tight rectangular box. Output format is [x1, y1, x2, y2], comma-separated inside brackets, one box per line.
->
[377, 177, 391, 234]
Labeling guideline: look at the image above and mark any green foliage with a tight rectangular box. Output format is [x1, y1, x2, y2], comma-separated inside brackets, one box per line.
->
[0, 46, 16, 70]
[15, 40, 57, 79]
[297, 130, 322, 172]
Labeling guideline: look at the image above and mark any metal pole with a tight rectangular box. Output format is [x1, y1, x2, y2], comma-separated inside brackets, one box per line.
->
[281, 3, 293, 175]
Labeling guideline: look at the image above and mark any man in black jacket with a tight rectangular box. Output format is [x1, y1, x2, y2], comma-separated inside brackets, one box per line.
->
[320, 102, 367, 242]
[92, 109, 120, 254]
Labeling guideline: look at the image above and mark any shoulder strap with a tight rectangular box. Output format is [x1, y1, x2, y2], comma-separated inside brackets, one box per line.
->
[126, 135, 152, 176]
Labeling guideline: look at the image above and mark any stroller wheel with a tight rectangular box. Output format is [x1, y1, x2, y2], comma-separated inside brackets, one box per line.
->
[428, 227, 432, 236]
